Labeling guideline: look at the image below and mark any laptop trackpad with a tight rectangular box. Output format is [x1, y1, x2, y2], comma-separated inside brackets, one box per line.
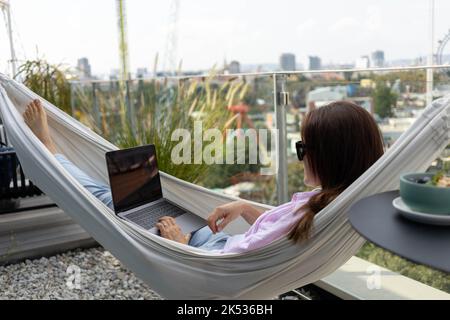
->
[148, 213, 206, 235]
[176, 213, 206, 234]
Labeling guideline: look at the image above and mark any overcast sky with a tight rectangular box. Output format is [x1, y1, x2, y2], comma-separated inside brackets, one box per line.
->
[0, 0, 449, 75]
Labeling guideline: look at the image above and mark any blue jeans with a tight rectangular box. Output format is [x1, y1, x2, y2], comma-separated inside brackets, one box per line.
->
[188, 226, 230, 251]
[55, 154, 114, 210]
[55, 154, 229, 251]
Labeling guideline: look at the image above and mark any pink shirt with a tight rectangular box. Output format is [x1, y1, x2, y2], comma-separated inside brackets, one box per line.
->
[220, 190, 320, 254]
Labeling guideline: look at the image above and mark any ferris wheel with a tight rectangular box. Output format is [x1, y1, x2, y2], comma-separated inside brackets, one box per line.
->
[436, 29, 450, 65]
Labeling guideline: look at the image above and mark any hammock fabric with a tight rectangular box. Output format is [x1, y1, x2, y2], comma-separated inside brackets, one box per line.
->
[0, 73, 449, 299]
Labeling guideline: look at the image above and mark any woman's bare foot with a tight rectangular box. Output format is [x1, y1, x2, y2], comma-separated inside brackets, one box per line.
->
[23, 99, 57, 154]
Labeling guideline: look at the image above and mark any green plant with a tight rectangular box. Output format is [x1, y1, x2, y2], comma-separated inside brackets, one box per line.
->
[371, 70, 427, 94]
[372, 82, 397, 118]
[16, 59, 73, 114]
[73, 71, 250, 184]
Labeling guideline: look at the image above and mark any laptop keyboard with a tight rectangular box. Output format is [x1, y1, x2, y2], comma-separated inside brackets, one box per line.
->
[125, 201, 186, 230]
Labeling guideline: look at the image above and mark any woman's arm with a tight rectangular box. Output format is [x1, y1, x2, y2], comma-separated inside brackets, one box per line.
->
[240, 202, 267, 225]
[207, 201, 268, 233]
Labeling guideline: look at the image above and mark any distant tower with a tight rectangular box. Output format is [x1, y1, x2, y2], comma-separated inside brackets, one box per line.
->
[0, 0, 17, 77]
[116, 0, 130, 81]
[77, 57, 92, 79]
[280, 53, 296, 71]
[163, 0, 181, 75]
[227, 61, 241, 74]
[371, 50, 385, 68]
[356, 55, 370, 69]
[305, 56, 321, 70]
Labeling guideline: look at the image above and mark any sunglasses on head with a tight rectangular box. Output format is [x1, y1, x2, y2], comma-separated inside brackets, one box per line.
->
[295, 141, 307, 161]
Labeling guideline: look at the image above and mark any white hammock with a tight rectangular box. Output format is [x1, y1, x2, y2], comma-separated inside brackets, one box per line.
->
[0, 73, 449, 299]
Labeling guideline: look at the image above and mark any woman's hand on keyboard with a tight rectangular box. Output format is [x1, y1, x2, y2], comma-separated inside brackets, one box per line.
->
[156, 217, 191, 245]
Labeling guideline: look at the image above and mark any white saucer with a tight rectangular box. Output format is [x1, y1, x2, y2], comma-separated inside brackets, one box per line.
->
[392, 197, 450, 226]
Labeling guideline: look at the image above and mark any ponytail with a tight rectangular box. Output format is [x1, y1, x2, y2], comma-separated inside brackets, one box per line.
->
[288, 187, 343, 243]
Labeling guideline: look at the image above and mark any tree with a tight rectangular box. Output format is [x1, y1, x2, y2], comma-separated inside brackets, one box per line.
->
[372, 82, 397, 118]
[372, 70, 426, 93]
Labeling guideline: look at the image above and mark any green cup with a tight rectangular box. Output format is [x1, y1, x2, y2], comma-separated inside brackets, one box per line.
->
[400, 173, 450, 215]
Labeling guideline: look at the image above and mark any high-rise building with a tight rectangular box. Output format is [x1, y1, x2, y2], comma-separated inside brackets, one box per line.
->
[77, 57, 92, 79]
[356, 56, 370, 69]
[305, 56, 321, 70]
[228, 60, 241, 74]
[371, 50, 385, 68]
[280, 53, 296, 71]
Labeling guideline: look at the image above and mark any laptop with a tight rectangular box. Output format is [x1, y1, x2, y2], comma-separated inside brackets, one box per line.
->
[105, 145, 206, 235]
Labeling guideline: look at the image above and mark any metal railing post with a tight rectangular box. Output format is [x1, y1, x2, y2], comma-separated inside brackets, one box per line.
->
[69, 82, 76, 117]
[92, 82, 102, 132]
[125, 80, 136, 136]
[273, 74, 289, 204]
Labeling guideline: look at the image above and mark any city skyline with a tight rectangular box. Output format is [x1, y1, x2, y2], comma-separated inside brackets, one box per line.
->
[1, 0, 450, 75]
[79, 49, 450, 79]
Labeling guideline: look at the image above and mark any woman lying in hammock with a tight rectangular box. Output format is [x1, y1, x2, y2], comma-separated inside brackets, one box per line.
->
[23, 99, 384, 253]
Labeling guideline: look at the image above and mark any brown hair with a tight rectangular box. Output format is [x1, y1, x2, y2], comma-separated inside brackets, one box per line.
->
[289, 101, 384, 243]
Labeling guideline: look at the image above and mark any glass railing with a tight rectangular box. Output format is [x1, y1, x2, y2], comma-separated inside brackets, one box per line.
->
[69, 65, 450, 205]
[69, 65, 450, 293]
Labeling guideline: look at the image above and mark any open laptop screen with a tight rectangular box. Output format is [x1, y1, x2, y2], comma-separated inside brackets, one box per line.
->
[106, 145, 163, 214]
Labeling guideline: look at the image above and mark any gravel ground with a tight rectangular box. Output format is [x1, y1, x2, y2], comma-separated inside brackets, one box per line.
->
[0, 247, 313, 300]
[0, 247, 162, 300]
